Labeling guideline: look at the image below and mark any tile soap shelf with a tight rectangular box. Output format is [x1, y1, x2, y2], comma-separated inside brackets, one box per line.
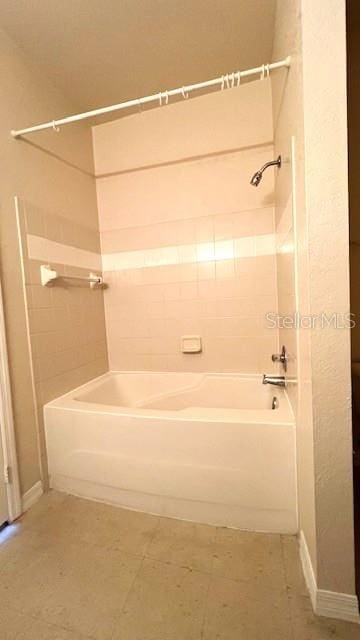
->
[40, 264, 104, 288]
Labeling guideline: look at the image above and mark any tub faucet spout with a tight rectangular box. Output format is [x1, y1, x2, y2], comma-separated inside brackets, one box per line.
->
[263, 374, 286, 387]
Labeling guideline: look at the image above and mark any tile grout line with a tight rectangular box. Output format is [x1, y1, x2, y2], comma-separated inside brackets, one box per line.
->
[3, 601, 94, 640]
[111, 554, 147, 639]
[199, 525, 222, 639]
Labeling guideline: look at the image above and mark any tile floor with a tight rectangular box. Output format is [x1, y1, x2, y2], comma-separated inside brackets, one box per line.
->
[0, 491, 359, 640]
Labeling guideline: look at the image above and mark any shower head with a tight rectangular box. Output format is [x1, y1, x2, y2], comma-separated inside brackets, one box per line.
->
[250, 170, 263, 187]
[250, 155, 282, 187]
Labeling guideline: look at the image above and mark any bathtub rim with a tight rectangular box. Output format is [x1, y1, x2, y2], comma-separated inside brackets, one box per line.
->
[44, 370, 295, 425]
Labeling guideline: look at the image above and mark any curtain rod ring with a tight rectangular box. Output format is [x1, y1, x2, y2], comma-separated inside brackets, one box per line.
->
[181, 86, 189, 99]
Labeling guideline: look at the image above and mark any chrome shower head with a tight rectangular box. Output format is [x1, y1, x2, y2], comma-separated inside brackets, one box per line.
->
[250, 171, 263, 187]
[250, 155, 282, 187]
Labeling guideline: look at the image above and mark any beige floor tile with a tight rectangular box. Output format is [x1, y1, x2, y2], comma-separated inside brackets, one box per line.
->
[14, 494, 84, 546]
[0, 603, 33, 640]
[0, 524, 79, 617]
[67, 496, 159, 555]
[16, 493, 88, 539]
[145, 516, 217, 572]
[212, 527, 285, 585]
[0, 541, 82, 617]
[114, 557, 210, 640]
[17, 490, 68, 530]
[0, 601, 87, 639]
[0, 533, 141, 638]
[2, 493, 358, 640]
[0, 523, 44, 574]
[281, 534, 309, 596]
[37, 544, 142, 640]
[202, 574, 292, 640]
[290, 611, 360, 640]
[0, 508, 70, 566]
[27, 493, 159, 556]
[16, 619, 88, 640]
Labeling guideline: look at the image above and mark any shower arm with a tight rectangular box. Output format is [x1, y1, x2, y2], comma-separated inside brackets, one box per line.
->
[258, 156, 282, 173]
[250, 155, 282, 186]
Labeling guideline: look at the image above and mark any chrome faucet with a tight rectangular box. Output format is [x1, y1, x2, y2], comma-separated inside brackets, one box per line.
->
[263, 374, 286, 387]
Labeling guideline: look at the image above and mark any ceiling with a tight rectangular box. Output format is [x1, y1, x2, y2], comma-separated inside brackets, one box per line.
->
[1, 0, 277, 111]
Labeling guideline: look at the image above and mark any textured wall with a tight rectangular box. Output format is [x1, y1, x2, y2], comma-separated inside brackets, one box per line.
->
[301, 0, 355, 595]
[272, 0, 356, 596]
[0, 28, 107, 493]
[94, 80, 280, 373]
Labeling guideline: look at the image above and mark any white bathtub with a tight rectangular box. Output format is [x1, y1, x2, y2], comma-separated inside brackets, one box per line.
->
[44, 371, 297, 532]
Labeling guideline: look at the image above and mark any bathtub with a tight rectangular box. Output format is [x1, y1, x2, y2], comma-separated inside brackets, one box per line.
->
[44, 371, 297, 532]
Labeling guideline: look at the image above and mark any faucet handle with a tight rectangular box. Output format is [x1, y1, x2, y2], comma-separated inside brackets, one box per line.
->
[271, 345, 288, 372]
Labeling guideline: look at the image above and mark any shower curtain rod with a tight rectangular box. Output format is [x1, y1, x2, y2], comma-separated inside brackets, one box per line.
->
[11, 56, 290, 138]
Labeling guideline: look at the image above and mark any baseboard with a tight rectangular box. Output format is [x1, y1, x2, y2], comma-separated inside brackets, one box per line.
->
[316, 589, 360, 623]
[22, 480, 43, 512]
[299, 530, 317, 608]
[299, 530, 359, 624]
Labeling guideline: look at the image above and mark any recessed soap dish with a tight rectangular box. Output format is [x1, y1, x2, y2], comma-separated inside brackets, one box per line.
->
[181, 335, 202, 353]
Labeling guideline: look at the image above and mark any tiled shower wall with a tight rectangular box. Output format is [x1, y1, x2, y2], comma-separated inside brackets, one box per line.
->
[93, 79, 280, 372]
[17, 199, 108, 476]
